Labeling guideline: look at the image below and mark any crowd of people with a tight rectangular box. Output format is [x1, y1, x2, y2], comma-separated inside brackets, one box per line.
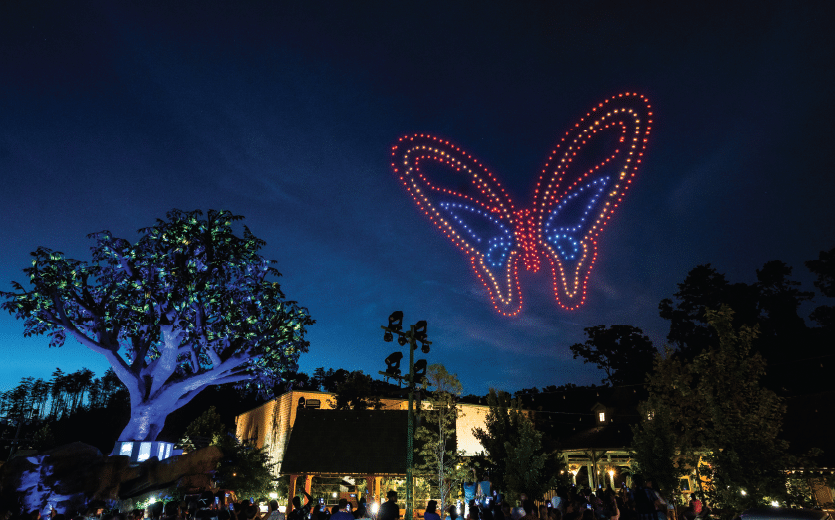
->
[423, 478, 712, 520]
[0, 477, 712, 520]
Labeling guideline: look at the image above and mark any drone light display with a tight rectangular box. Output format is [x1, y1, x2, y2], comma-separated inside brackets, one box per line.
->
[391, 93, 653, 316]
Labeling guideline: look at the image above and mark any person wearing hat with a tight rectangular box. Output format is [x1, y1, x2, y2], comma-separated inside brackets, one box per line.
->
[378, 491, 400, 520]
[424, 502, 440, 520]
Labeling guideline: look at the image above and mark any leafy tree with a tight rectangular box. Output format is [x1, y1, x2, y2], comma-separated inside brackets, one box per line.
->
[414, 364, 467, 515]
[658, 260, 829, 395]
[659, 264, 758, 359]
[178, 405, 227, 452]
[502, 415, 553, 502]
[631, 363, 692, 499]
[634, 306, 795, 517]
[473, 389, 519, 493]
[569, 325, 657, 385]
[806, 247, 835, 328]
[332, 371, 383, 410]
[473, 389, 558, 499]
[1, 209, 314, 445]
[214, 434, 278, 498]
[31, 424, 56, 451]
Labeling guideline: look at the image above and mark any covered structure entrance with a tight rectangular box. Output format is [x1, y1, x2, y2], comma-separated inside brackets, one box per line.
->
[281, 409, 409, 513]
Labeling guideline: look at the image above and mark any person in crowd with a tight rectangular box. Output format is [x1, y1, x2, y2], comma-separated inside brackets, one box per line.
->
[682, 496, 700, 520]
[423, 502, 441, 520]
[600, 489, 619, 520]
[288, 491, 313, 520]
[328, 500, 352, 520]
[354, 498, 368, 519]
[265, 501, 283, 520]
[477, 475, 492, 508]
[446, 505, 459, 520]
[378, 491, 400, 520]
[518, 501, 536, 520]
[463, 472, 478, 518]
[631, 478, 660, 520]
[644, 481, 667, 520]
[551, 490, 566, 517]
[470, 501, 483, 520]
[242, 506, 259, 520]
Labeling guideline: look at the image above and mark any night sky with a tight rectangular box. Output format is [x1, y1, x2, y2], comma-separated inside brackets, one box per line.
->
[1, 2, 833, 396]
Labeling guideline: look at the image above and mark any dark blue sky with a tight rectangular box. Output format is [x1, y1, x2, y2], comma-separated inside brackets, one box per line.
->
[1, 1, 833, 395]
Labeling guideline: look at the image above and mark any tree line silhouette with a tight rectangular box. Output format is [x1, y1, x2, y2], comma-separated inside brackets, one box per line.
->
[0, 368, 128, 421]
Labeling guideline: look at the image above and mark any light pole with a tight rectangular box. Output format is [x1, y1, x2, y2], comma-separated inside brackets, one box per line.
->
[380, 311, 431, 520]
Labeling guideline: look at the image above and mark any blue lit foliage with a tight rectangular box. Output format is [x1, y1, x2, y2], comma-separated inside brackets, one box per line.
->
[1, 209, 313, 443]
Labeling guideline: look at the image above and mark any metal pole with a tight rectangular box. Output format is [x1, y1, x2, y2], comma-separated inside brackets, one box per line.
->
[406, 324, 415, 520]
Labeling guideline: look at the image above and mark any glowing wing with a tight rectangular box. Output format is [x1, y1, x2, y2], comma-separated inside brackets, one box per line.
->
[533, 92, 653, 310]
[390, 134, 525, 316]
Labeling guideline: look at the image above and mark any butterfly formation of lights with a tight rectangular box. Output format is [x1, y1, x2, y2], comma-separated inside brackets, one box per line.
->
[390, 93, 653, 316]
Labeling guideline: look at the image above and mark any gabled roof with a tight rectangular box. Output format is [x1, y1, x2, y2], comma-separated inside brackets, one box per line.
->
[560, 422, 635, 452]
[281, 409, 408, 476]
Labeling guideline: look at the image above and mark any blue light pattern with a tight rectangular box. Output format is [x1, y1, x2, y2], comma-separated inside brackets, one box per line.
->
[543, 177, 610, 261]
[439, 201, 513, 268]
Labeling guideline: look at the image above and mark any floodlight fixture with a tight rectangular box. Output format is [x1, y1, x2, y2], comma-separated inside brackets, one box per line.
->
[388, 311, 404, 332]
[414, 320, 427, 342]
[385, 351, 403, 378]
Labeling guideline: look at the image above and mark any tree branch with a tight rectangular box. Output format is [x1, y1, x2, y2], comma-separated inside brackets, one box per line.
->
[149, 326, 183, 396]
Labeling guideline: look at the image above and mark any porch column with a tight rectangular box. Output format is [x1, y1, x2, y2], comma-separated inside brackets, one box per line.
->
[288, 474, 299, 513]
[365, 474, 377, 505]
[304, 474, 313, 495]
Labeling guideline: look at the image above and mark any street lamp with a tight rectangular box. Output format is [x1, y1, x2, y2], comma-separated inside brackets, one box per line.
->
[380, 311, 432, 520]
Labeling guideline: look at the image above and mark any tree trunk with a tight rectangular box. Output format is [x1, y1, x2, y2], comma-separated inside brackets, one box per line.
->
[115, 401, 169, 446]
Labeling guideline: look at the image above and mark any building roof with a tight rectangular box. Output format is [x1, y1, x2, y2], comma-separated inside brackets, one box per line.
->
[280, 409, 409, 476]
[560, 422, 635, 452]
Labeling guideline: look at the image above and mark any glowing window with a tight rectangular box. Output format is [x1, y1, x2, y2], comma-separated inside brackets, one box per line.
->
[158, 442, 167, 460]
[138, 442, 152, 462]
[598, 412, 606, 422]
[119, 442, 133, 457]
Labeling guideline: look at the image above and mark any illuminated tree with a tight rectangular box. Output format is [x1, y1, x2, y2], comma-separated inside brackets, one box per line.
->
[1, 209, 313, 446]
[414, 364, 467, 515]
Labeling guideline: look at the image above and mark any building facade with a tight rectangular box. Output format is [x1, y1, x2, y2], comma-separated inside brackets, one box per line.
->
[234, 390, 492, 475]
